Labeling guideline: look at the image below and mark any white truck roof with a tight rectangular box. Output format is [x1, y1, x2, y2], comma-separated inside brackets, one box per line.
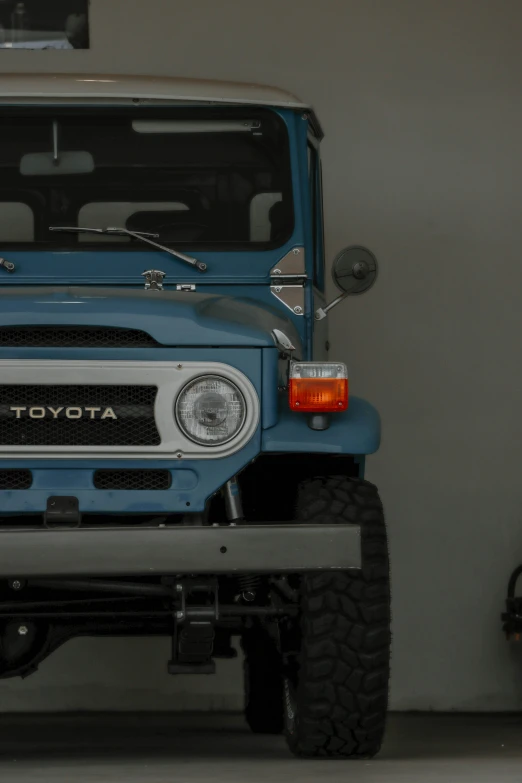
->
[0, 73, 323, 136]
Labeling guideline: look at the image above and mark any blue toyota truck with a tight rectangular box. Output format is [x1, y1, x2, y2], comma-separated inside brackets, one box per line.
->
[0, 73, 390, 759]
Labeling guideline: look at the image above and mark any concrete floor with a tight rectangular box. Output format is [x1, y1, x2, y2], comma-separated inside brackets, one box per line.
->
[0, 713, 521, 782]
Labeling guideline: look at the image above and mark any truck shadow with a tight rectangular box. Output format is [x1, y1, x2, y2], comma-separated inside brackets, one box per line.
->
[0, 713, 290, 763]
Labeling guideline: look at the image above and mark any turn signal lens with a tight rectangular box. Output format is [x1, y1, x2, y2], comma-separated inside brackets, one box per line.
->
[289, 362, 348, 412]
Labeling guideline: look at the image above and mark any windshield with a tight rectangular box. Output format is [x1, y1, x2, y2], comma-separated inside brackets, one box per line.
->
[0, 107, 294, 250]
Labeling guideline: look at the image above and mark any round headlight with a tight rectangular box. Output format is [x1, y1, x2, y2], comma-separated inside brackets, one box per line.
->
[176, 375, 246, 446]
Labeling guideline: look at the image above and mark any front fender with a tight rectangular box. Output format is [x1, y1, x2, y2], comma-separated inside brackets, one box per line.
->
[261, 396, 381, 455]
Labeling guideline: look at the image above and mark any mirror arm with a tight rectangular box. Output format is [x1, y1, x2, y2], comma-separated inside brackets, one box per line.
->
[315, 292, 348, 321]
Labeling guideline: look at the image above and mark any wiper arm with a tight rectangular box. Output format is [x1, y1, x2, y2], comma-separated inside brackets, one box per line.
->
[49, 226, 207, 273]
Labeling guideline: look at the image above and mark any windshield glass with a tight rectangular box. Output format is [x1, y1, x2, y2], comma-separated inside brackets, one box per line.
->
[0, 107, 294, 250]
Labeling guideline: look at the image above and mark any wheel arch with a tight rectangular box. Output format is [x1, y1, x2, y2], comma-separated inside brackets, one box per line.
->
[237, 453, 364, 523]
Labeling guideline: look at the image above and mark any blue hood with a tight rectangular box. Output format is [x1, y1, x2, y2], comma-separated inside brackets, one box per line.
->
[0, 287, 302, 350]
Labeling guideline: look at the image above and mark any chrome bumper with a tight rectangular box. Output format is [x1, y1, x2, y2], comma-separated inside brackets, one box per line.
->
[0, 524, 361, 578]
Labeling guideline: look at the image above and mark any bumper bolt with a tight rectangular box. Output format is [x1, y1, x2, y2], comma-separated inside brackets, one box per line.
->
[18, 625, 28, 636]
[175, 611, 184, 621]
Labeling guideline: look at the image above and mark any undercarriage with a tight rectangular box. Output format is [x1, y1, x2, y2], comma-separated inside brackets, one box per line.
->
[0, 573, 296, 679]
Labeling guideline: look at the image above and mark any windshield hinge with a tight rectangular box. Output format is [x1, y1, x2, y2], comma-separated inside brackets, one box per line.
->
[270, 247, 306, 281]
[0, 258, 15, 273]
[270, 248, 306, 315]
[142, 269, 166, 291]
[270, 283, 305, 316]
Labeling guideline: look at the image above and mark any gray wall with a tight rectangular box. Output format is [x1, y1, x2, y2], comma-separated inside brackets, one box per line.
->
[1, 0, 522, 711]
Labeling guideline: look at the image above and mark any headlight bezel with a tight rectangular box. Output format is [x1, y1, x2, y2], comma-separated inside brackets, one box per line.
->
[175, 373, 247, 447]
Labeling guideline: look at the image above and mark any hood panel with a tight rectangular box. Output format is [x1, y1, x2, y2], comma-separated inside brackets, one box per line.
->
[0, 287, 302, 351]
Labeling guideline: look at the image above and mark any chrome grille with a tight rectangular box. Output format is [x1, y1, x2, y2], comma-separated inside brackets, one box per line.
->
[0, 386, 160, 447]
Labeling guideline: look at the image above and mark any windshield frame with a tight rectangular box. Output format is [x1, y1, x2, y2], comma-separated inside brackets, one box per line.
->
[0, 104, 295, 253]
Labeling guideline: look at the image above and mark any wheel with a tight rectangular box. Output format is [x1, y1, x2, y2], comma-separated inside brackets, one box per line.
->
[283, 476, 390, 759]
[242, 623, 284, 734]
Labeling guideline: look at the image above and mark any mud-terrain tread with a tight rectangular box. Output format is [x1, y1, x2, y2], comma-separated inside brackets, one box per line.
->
[286, 476, 390, 759]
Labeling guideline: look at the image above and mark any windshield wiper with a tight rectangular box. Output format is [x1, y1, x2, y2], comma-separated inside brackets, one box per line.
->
[49, 226, 207, 272]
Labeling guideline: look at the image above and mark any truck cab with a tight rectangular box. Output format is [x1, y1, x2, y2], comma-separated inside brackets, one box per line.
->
[0, 74, 390, 759]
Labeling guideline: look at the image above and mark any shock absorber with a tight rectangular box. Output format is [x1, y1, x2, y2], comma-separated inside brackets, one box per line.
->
[224, 476, 243, 523]
[224, 476, 260, 600]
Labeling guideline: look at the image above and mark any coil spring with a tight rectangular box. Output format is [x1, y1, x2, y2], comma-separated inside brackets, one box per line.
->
[238, 575, 261, 595]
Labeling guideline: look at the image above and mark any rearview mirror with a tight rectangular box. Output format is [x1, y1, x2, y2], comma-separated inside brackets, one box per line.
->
[20, 151, 95, 177]
[315, 246, 378, 321]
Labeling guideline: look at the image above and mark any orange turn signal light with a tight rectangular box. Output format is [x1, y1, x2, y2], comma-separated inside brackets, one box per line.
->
[288, 362, 349, 413]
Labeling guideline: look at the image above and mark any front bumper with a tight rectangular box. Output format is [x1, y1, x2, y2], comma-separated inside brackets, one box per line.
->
[0, 524, 361, 578]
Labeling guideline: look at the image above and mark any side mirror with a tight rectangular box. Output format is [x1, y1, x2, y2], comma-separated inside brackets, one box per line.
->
[332, 246, 378, 295]
[315, 246, 378, 321]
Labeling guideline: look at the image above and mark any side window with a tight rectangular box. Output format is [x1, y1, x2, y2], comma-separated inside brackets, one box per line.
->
[307, 142, 325, 291]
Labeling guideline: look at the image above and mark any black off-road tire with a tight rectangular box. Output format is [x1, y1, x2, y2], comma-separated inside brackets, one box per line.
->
[284, 476, 390, 759]
[242, 624, 284, 734]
